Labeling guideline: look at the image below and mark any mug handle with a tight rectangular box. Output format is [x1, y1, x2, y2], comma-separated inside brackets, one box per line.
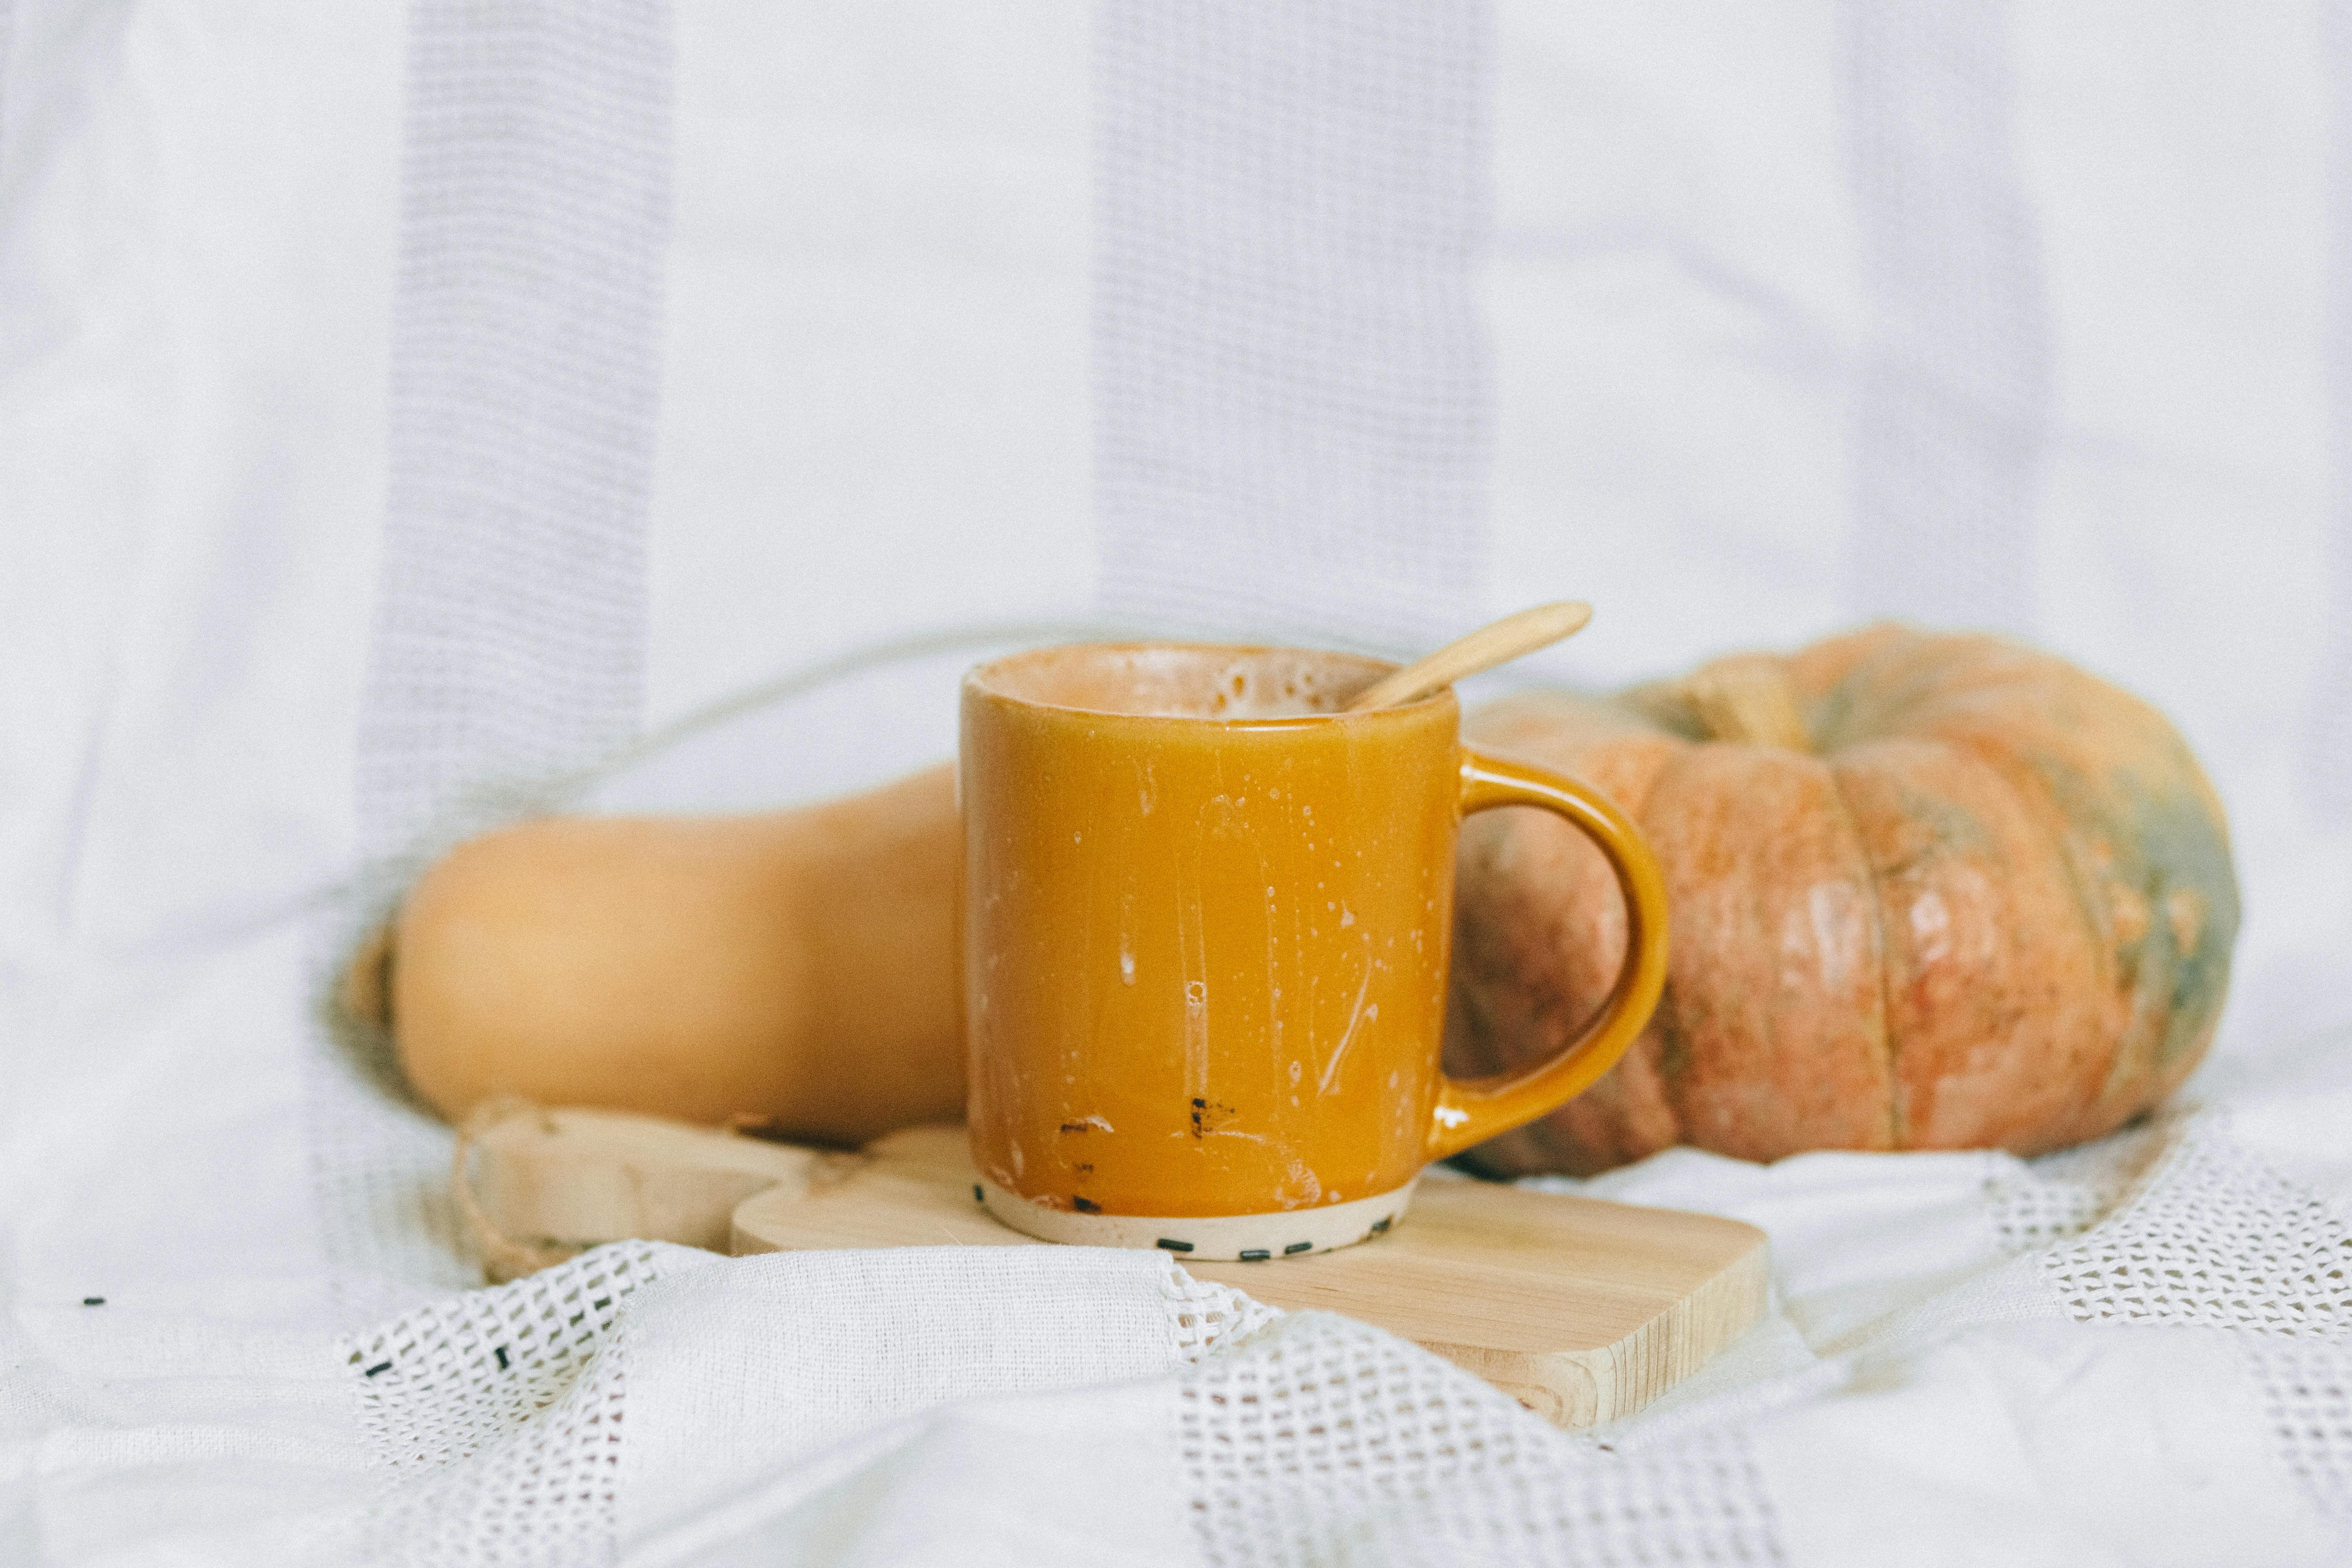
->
[1426, 745, 1672, 1162]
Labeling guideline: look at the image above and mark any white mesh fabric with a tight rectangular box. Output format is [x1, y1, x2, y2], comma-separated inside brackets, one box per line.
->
[308, 1037, 482, 1326]
[1181, 1311, 1537, 1566]
[317, 0, 675, 1312]
[1181, 1312, 1785, 1568]
[1534, 1428, 1785, 1568]
[1984, 1113, 2182, 1256]
[2313, 0, 2352, 825]
[2042, 1113, 2352, 1336]
[1093, 1, 1491, 653]
[1165, 1265, 1285, 1365]
[327, 1250, 1794, 1568]
[1997, 1113, 2352, 1553]
[344, 1243, 671, 1566]
[0, 5, 15, 155]
[2250, 1337, 2352, 1535]
[1840, 0, 2049, 634]
[358, 0, 671, 858]
[334, 1247, 1280, 1565]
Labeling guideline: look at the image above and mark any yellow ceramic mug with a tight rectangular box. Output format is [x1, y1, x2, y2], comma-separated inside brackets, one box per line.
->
[961, 644, 1668, 1260]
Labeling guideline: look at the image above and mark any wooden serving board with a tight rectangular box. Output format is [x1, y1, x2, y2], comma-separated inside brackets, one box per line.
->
[465, 1104, 827, 1257]
[461, 1108, 1767, 1428]
[733, 1125, 1766, 1427]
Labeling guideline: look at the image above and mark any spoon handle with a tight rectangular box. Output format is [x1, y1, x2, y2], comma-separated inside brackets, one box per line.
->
[1343, 601, 1594, 712]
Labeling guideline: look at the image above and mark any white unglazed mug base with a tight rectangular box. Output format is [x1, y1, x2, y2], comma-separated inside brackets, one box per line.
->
[976, 1176, 1419, 1262]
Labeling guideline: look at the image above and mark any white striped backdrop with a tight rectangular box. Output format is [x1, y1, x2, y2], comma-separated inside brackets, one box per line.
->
[354, 0, 2349, 1073]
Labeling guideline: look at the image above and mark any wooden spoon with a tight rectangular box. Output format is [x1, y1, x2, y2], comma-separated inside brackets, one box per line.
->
[1343, 601, 1594, 712]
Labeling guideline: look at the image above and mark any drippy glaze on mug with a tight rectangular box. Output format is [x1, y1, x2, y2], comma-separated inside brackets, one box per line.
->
[965, 646, 1465, 1218]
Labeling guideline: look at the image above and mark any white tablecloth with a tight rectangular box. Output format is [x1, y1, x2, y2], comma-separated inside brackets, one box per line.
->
[13, 916, 2350, 1563]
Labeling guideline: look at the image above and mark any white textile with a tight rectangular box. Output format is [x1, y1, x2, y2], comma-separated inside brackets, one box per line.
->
[6, 0, 2352, 1562]
[17, 1087, 2352, 1564]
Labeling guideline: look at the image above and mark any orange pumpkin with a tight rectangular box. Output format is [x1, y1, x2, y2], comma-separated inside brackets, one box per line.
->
[1444, 624, 2238, 1176]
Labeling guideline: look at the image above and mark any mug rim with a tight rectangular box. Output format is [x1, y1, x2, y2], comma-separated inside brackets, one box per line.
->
[963, 640, 1452, 727]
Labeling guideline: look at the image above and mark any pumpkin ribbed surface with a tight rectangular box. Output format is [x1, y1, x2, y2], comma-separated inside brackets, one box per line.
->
[1445, 625, 2238, 1175]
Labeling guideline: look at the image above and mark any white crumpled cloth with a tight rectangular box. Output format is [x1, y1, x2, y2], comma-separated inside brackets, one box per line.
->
[10, 911, 2347, 1567]
[364, 1035, 2352, 1567]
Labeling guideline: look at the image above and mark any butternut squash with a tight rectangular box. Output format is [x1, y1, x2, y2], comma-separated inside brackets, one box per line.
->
[379, 763, 965, 1144]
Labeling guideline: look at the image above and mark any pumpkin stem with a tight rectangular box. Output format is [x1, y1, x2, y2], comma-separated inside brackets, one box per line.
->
[1680, 655, 1811, 750]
